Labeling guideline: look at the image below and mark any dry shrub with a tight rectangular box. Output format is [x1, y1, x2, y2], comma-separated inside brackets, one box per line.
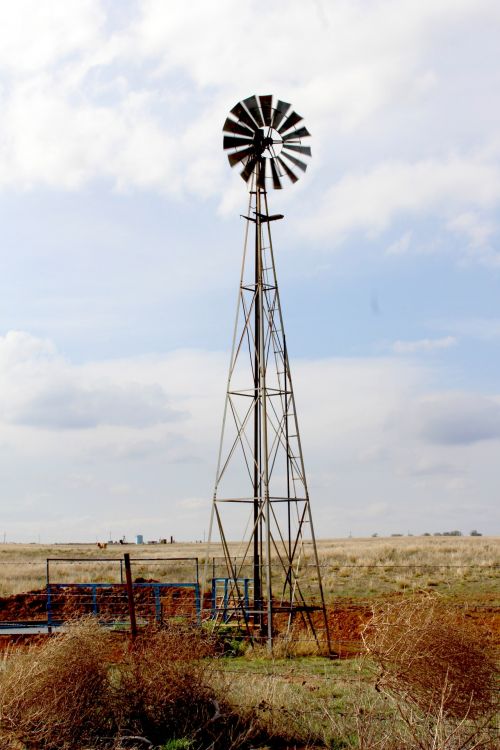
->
[116, 623, 221, 744]
[0, 620, 231, 749]
[0, 617, 115, 748]
[362, 594, 499, 720]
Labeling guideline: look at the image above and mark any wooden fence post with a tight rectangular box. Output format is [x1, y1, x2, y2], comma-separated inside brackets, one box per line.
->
[124, 552, 138, 640]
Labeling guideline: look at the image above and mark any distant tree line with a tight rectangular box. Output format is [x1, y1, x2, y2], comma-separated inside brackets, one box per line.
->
[371, 530, 483, 538]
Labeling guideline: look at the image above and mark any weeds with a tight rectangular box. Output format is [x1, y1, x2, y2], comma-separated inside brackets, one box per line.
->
[0, 617, 115, 748]
[362, 593, 499, 719]
[358, 594, 499, 749]
[0, 619, 225, 750]
[115, 624, 219, 745]
[0, 596, 498, 749]
[248, 623, 326, 659]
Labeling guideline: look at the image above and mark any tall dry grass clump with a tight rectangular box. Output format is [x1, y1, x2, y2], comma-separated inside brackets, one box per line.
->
[0, 619, 227, 749]
[116, 623, 221, 745]
[0, 618, 115, 748]
[362, 594, 499, 720]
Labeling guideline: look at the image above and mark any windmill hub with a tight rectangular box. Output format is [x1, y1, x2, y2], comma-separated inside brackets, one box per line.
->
[223, 94, 311, 189]
[254, 127, 283, 158]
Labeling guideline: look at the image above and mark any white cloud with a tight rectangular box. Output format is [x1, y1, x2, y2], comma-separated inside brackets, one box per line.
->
[300, 156, 500, 243]
[0, 332, 498, 539]
[407, 458, 462, 477]
[128, 0, 498, 131]
[446, 212, 499, 265]
[433, 317, 500, 341]
[0, 331, 182, 429]
[415, 393, 500, 445]
[13, 380, 179, 430]
[0, 0, 499, 539]
[447, 212, 496, 249]
[0, 77, 181, 192]
[0, 0, 497, 237]
[393, 336, 457, 354]
[177, 497, 209, 510]
[0, 1, 105, 74]
[386, 230, 412, 256]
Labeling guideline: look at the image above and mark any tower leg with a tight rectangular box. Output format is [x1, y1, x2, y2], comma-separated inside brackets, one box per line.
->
[206, 175, 331, 654]
[253, 184, 262, 628]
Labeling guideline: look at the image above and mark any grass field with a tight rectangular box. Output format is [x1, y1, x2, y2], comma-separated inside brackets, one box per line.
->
[0, 535, 498, 601]
[0, 539, 498, 749]
[0, 611, 497, 749]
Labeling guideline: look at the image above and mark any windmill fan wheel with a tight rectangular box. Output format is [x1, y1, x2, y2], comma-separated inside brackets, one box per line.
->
[223, 94, 311, 189]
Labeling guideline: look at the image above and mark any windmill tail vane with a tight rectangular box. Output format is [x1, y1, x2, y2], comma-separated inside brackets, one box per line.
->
[204, 94, 332, 655]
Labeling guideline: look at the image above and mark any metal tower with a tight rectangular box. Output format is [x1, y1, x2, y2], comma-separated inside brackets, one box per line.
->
[205, 95, 331, 653]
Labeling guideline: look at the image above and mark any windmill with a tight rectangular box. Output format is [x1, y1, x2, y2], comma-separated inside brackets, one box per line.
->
[205, 94, 331, 653]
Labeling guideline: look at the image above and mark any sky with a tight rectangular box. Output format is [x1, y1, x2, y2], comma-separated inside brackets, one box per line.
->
[0, 0, 499, 542]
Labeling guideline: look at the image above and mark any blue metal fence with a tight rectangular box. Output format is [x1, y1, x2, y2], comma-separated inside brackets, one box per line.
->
[211, 577, 252, 622]
[46, 581, 201, 627]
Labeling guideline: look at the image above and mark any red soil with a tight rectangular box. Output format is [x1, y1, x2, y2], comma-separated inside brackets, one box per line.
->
[0, 582, 198, 623]
[322, 597, 500, 654]
[0, 587, 498, 655]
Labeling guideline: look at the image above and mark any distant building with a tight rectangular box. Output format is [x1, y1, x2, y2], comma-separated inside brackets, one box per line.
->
[136, 534, 144, 545]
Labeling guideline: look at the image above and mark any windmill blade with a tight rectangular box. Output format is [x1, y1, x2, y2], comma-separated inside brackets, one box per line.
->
[224, 95, 311, 189]
[277, 156, 298, 184]
[228, 146, 255, 167]
[282, 126, 311, 141]
[270, 158, 283, 190]
[223, 135, 254, 150]
[282, 143, 312, 157]
[259, 95, 273, 126]
[241, 155, 258, 183]
[281, 151, 307, 172]
[230, 102, 259, 132]
[243, 95, 264, 127]
[278, 110, 303, 134]
[272, 100, 291, 129]
[223, 118, 255, 137]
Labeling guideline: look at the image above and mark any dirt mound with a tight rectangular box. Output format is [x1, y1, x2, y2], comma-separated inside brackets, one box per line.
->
[323, 598, 500, 654]
[326, 603, 372, 652]
[0, 590, 47, 621]
[0, 588, 498, 655]
[0, 583, 199, 623]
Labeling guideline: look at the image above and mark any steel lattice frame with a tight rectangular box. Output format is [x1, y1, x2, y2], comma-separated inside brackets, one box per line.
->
[204, 95, 331, 653]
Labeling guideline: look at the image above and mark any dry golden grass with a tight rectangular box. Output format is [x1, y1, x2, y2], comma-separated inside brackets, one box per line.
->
[316, 534, 499, 566]
[0, 541, 208, 596]
[315, 535, 500, 601]
[0, 536, 498, 602]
